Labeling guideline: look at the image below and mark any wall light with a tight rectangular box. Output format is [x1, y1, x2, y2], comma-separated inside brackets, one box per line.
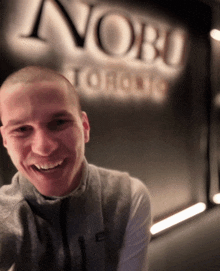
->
[150, 202, 207, 235]
[213, 193, 220, 204]
[210, 29, 220, 41]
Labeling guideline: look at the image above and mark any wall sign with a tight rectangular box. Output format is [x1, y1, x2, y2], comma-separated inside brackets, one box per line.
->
[2, 0, 189, 102]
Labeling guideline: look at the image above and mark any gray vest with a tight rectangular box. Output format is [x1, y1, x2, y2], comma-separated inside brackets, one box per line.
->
[0, 163, 131, 271]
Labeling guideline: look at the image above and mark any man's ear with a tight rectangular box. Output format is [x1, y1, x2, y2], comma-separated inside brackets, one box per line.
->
[81, 111, 90, 143]
[0, 126, 7, 148]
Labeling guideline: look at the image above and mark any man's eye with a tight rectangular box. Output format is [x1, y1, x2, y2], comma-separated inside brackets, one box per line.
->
[48, 119, 71, 130]
[13, 126, 32, 136]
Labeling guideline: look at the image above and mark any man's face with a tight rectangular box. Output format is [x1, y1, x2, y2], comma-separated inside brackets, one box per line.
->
[0, 80, 90, 197]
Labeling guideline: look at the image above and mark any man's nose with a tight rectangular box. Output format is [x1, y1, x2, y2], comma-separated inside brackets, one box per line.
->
[31, 129, 58, 156]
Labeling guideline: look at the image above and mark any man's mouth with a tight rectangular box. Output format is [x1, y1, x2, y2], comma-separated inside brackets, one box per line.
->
[33, 160, 64, 172]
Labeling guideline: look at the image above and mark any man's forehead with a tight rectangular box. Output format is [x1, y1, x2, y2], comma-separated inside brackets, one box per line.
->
[5, 109, 74, 127]
[2, 66, 63, 86]
[1, 80, 71, 103]
[2, 79, 66, 92]
[0, 69, 81, 121]
[0, 80, 80, 122]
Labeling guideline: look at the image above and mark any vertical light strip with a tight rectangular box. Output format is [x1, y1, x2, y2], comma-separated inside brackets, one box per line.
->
[213, 193, 220, 204]
[210, 29, 220, 41]
[150, 202, 207, 235]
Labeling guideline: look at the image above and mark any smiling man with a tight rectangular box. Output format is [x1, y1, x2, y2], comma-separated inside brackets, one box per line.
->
[0, 69, 90, 197]
[0, 66, 151, 271]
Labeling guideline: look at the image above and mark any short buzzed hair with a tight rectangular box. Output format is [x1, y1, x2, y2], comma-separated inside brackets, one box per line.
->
[0, 66, 81, 118]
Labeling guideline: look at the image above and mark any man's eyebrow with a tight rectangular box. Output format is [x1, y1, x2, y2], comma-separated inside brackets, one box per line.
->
[4, 111, 74, 128]
[4, 119, 26, 128]
[50, 111, 73, 119]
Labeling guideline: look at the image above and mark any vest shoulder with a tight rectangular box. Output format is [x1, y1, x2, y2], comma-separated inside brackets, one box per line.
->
[87, 163, 132, 262]
[0, 173, 25, 219]
[88, 163, 131, 183]
[87, 163, 132, 208]
[88, 163, 133, 191]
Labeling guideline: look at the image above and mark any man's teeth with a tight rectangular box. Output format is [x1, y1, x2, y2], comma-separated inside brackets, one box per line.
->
[35, 160, 63, 170]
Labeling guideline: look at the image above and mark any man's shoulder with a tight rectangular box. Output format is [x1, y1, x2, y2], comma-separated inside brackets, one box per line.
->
[88, 163, 131, 183]
[87, 163, 150, 213]
[87, 163, 148, 204]
[87, 163, 133, 256]
[87, 163, 147, 193]
[87, 163, 132, 196]
[0, 172, 25, 220]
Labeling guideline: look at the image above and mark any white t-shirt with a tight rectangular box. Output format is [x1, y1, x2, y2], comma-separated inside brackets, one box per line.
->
[118, 177, 151, 271]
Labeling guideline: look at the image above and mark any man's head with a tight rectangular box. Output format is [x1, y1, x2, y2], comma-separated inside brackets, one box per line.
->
[0, 66, 90, 197]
